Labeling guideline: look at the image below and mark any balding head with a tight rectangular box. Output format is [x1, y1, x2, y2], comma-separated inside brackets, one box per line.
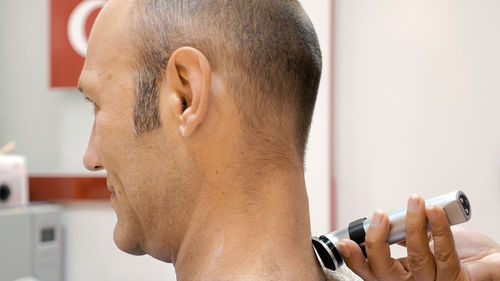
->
[130, 0, 322, 159]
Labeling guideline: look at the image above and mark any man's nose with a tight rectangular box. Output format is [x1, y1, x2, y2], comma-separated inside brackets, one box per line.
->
[83, 124, 103, 171]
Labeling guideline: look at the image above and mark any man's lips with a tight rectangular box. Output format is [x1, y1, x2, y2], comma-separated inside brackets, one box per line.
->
[106, 176, 115, 193]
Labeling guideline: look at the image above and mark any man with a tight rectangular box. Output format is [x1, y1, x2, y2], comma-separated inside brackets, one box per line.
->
[81, 0, 326, 279]
[80, 0, 500, 280]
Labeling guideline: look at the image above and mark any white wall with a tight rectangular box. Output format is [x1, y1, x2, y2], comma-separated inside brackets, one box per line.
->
[0, 0, 331, 280]
[0, 0, 95, 175]
[334, 0, 500, 248]
[61, 203, 175, 281]
[303, 0, 331, 238]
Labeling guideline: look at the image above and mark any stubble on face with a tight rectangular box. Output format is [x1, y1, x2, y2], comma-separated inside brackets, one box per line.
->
[81, 0, 154, 256]
[81, 0, 200, 261]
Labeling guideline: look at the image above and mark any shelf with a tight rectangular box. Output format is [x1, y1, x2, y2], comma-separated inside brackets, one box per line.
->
[29, 176, 108, 201]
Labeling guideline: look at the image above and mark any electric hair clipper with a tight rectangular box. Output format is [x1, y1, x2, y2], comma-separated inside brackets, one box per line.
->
[313, 190, 472, 270]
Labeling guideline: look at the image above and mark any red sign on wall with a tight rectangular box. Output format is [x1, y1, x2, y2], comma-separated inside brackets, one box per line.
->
[50, 0, 106, 88]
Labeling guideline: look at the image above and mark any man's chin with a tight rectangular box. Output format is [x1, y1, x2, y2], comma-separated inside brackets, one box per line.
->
[113, 225, 146, 256]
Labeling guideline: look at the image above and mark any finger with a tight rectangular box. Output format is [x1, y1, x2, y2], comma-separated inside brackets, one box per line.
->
[426, 204, 462, 280]
[365, 210, 404, 279]
[397, 257, 411, 272]
[337, 239, 377, 281]
[405, 194, 436, 280]
[399, 233, 432, 248]
[399, 233, 435, 248]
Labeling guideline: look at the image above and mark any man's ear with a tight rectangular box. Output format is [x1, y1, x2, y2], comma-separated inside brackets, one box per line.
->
[165, 47, 211, 137]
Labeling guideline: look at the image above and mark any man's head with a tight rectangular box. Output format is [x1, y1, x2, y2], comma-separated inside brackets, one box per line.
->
[131, 0, 322, 157]
[80, 0, 321, 262]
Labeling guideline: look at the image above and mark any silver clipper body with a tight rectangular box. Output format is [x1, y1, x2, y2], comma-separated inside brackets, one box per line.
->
[312, 190, 471, 271]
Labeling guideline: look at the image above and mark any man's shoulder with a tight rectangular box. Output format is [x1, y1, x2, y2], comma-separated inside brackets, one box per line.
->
[323, 266, 363, 281]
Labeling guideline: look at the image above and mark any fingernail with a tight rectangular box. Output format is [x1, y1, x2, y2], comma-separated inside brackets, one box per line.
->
[408, 194, 420, 212]
[337, 241, 350, 258]
[426, 204, 437, 220]
[371, 210, 383, 226]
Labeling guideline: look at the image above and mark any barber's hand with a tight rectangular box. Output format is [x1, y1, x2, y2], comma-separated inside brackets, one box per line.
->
[336, 195, 500, 281]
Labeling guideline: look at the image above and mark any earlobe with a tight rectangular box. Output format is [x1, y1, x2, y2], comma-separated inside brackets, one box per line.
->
[165, 47, 211, 138]
[179, 114, 198, 137]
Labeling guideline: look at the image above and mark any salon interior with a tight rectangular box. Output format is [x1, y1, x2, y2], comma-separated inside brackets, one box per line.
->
[1, 0, 500, 280]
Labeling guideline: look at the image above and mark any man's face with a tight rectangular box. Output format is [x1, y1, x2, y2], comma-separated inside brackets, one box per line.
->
[79, 0, 195, 260]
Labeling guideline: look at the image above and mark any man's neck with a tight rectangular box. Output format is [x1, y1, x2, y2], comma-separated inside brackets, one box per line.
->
[173, 169, 325, 281]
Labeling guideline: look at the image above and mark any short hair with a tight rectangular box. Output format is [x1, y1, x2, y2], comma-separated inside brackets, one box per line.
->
[131, 0, 322, 158]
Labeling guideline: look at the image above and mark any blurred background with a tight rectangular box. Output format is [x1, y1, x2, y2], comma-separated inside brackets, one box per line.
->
[1, 0, 499, 280]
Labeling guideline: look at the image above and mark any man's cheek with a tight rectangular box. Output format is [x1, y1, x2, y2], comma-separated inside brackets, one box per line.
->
[94, 122, 120, 163]
[92, 134, 106, 161]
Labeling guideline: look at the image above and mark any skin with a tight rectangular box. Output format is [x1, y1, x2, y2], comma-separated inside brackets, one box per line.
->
[337, 195, 500, 281]
[80, 0, 324, 280]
